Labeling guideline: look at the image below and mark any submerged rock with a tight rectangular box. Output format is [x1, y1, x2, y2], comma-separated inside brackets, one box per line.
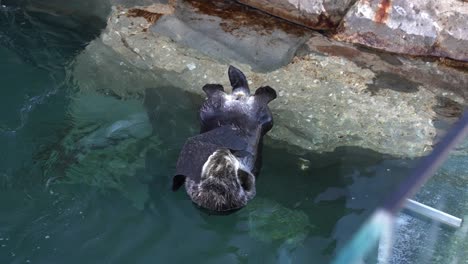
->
[70, 93, 152, 149]
[245, 198, 312, 246]
[44, 94, 155, 208]
[334, 0, 468, 62]
[77, 112, 151, 149]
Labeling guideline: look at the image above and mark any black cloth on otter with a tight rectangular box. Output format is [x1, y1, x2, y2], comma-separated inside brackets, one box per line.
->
[173, 125, 253, 191]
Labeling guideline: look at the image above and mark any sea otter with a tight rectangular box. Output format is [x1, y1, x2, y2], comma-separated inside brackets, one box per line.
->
[172, 65, 277, 212]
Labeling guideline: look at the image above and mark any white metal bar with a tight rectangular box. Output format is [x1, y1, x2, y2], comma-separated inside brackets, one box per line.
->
[404, 199, 463, 228]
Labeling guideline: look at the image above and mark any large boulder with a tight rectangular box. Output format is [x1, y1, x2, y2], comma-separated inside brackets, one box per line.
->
[235, 0, 355, 30]
[334, 0, 468, 62]
[69, 1, 468, 158]
[303, 34, 468, 103]
[150, 0, 312, 71]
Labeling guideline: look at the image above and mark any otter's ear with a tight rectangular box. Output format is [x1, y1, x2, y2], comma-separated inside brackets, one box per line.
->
[172, 175, 186, 191]
[238, 169, 255, 192]
[202, 84, 224, 96]
[254, 86, 277, 104]
[228, 65, 250, 94]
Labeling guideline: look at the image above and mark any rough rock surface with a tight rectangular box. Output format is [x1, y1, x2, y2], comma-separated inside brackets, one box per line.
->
[151, 0, 312, 71]
[25, 0, 468, 62]
[334, 0, 468, 62]
[303, 34, 468, 105]
[236, 0, 356, 30]
[70, 1, 468, 158]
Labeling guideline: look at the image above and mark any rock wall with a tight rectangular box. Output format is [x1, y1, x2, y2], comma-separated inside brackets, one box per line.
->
[237, 0, 468, 62]
[235, 0, 356, 30]
[26, 0, 468, 62]
[26, 0, 467, 158]
[71, 0, 467, 158]
[334, 0, 468, 62]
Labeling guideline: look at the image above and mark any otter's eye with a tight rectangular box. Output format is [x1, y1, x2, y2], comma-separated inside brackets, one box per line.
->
[238, 169, 254, 191]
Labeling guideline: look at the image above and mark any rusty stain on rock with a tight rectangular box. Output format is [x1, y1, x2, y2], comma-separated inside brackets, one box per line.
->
[127, 8, 163, 24]
[348, 31, 387, 48]
[316, 13, 336, 29]
[315, 45, 361, 59]
[185, 0, 310, 36]
[235, 0, 345, 30]
[374, 0, 392, 24]
[438, 58, 468, 72]
[126, 4, 175, 24]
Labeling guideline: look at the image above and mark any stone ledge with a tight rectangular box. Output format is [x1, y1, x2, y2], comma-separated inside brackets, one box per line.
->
[69, 1, 468, 158]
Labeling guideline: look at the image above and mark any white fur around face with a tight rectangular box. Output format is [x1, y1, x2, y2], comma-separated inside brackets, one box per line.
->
[201, 149, 240, 180]
[200, 151, 217, 179]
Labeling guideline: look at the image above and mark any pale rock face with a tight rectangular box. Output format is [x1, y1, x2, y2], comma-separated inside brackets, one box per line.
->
[68, 2, 468, 158]
[29, 0, 461, 159]
[334, 0, 468, 62]
[236, 0, 356, 29]
[287, 0, 325, 14]
[26, 0, 468, 61]
[237, 0, 468, 61]
[150, 0, 312, 72]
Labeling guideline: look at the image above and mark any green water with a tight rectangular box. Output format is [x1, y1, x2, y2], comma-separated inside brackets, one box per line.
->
[3, 3, 460, 264]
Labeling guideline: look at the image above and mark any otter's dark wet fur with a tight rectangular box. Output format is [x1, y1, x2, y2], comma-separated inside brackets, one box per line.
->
[173, 66, 277, 212]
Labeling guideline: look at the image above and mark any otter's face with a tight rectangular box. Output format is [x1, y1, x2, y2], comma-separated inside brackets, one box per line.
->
[185, 148, 256, 212]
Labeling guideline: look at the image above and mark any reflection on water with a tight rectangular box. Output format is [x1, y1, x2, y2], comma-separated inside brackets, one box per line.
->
[2, 2, 465, 264]
[389, 147, 468, 263]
